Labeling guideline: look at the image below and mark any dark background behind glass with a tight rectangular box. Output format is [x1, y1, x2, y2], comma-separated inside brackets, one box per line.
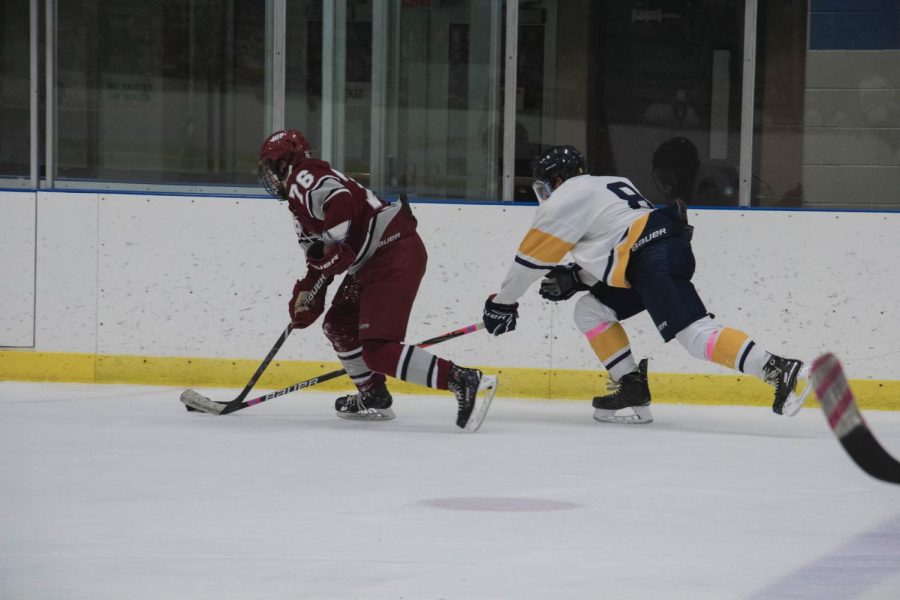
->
[55, 0, 265, 185]
[0, 0, 31, 180]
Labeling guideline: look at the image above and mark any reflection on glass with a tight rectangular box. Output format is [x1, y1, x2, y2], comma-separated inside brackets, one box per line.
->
[343, 16, 373, 187]
[758, 0, 900, 209]
[284, 2, 323, 162]
[518, 0, 744, 206]
[285, 3, 374, 188]
[0, 0, 30, 182]
[56, 0, 265, 185]
[383, 2, 502, 200]
[753, 0, 806, 207]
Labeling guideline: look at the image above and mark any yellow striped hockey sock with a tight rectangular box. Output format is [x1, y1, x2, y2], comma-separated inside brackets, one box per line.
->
[706, 327, 766, 376]
[585, 321, 635, 381]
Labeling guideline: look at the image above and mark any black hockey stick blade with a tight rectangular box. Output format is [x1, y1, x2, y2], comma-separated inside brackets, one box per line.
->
[809, 352, 900, 484]
[181, 275, 331, 414]
[181, 321, 293, 414]
[182, 321, 486, 415]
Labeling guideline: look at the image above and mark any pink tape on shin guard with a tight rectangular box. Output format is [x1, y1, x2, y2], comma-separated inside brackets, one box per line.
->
[705, 329, 722, 361]
[585, 322, 612, 340]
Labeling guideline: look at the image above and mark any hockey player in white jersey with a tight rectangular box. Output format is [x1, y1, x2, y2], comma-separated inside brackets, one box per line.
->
[481, 145, 809, 424]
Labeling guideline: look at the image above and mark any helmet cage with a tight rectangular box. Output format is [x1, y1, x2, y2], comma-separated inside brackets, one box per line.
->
[258, 158, 289, 198]
[257, 130, 311, 199]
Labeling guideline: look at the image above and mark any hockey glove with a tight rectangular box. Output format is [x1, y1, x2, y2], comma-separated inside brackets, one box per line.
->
[289, 272, 333, 329]
[483, 294, 519, 336]
[307, 241, 356, 276]
[539, 263, 587, 302]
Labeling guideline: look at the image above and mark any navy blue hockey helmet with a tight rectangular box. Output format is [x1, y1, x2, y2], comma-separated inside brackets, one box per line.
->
[532, 145, 586, 202]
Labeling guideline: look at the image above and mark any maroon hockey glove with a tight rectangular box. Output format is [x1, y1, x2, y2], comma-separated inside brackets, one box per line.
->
[307, 241, 356, 276]
[289, 272, 332, 329]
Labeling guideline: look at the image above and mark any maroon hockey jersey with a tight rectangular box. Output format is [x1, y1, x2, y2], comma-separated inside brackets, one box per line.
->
[283, 159, 416, 274]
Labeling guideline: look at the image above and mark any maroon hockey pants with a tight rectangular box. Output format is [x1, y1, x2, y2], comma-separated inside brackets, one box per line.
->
[321, 233, 453, 391]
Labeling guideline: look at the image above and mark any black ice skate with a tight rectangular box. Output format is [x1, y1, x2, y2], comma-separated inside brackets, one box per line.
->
[592, 358, 653, 424]
[448, 365, 497, 432]
[763, 354, 811, 417]
[335, 384, 395, 420]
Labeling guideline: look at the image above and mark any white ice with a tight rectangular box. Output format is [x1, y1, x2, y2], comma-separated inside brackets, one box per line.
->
[2, 381, 899, 600]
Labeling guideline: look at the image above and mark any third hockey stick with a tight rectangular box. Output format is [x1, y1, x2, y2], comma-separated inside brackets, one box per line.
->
[809, 352, 900, 484]
[180, 321, 485, 415]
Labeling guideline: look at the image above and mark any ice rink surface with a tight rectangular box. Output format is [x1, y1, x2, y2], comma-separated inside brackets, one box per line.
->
[2, 381, 899, 600]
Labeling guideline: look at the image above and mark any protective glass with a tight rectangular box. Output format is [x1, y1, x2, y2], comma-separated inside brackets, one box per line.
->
[651, 168, 677, 200]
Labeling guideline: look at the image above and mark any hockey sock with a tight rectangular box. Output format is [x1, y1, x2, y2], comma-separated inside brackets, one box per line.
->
[676, 317, 769, 376]
[584, 321, 636, 381]
[362, 340, 452, 389]
[739, 345, 769, 379]
[705, 327, 766, 374]
[336, 346, 386, 391]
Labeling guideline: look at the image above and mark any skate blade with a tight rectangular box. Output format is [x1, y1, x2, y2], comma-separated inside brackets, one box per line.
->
[180, 389, 226, 415]
[464, 375, 498, 433]
[336, 407, 396, 421]
[780, 364, 813, 417]
[593, 404, 654, 425]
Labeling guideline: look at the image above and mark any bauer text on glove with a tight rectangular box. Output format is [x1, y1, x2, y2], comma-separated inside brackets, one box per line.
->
[306, 241, 356, 276]
[289, 272, 332, 328]
[483, 294, 519, 336]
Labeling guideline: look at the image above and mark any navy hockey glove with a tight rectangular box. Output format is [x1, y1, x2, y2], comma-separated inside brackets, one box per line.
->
[539, 263, 587, 302]
[483, 294, 519, 336]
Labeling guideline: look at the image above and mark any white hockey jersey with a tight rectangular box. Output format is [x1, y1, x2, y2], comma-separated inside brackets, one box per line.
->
[493, 174, 655, 305]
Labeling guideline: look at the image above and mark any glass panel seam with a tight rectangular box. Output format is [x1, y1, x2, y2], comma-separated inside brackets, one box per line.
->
[45, 0, 56, 188]
[502, 1, 519, 202]
[739, 0, 758, 207]
[30, 0, 39, 188]
[272, 0, 286, 132]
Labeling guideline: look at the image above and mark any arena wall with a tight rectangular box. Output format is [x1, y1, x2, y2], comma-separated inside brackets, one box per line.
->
[1, 190, 898, 408]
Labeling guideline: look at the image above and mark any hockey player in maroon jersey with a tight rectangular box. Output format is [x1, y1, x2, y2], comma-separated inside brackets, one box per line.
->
[258, 129, 490, 429]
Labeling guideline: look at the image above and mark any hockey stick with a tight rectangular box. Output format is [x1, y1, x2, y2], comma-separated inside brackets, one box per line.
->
[809, 352, 900, 484]
[183, 273, 329, 414]
[180, 321, 486, 415]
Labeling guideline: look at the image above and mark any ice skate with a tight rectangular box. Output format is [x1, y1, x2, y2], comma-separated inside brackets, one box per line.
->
[335, 384, 395, 420]
[763, 355, 811, 417]
[448, 365, 497, 432]
[592, 358, 653, 424]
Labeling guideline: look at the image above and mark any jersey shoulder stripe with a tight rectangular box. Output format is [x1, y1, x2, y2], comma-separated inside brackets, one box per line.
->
[306, 175, 350, 220]
[516, 227, 575, 266]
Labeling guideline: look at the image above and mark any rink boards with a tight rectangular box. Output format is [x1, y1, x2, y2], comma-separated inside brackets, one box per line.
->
[1, 190, 898, 408]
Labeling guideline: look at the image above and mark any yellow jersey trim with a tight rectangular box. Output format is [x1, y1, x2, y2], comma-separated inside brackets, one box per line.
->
[518, 228, 576, 265]
[607, 213, 650, 288]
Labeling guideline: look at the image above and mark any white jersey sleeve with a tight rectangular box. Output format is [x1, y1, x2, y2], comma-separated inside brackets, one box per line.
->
[493, 175, 654, 305]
